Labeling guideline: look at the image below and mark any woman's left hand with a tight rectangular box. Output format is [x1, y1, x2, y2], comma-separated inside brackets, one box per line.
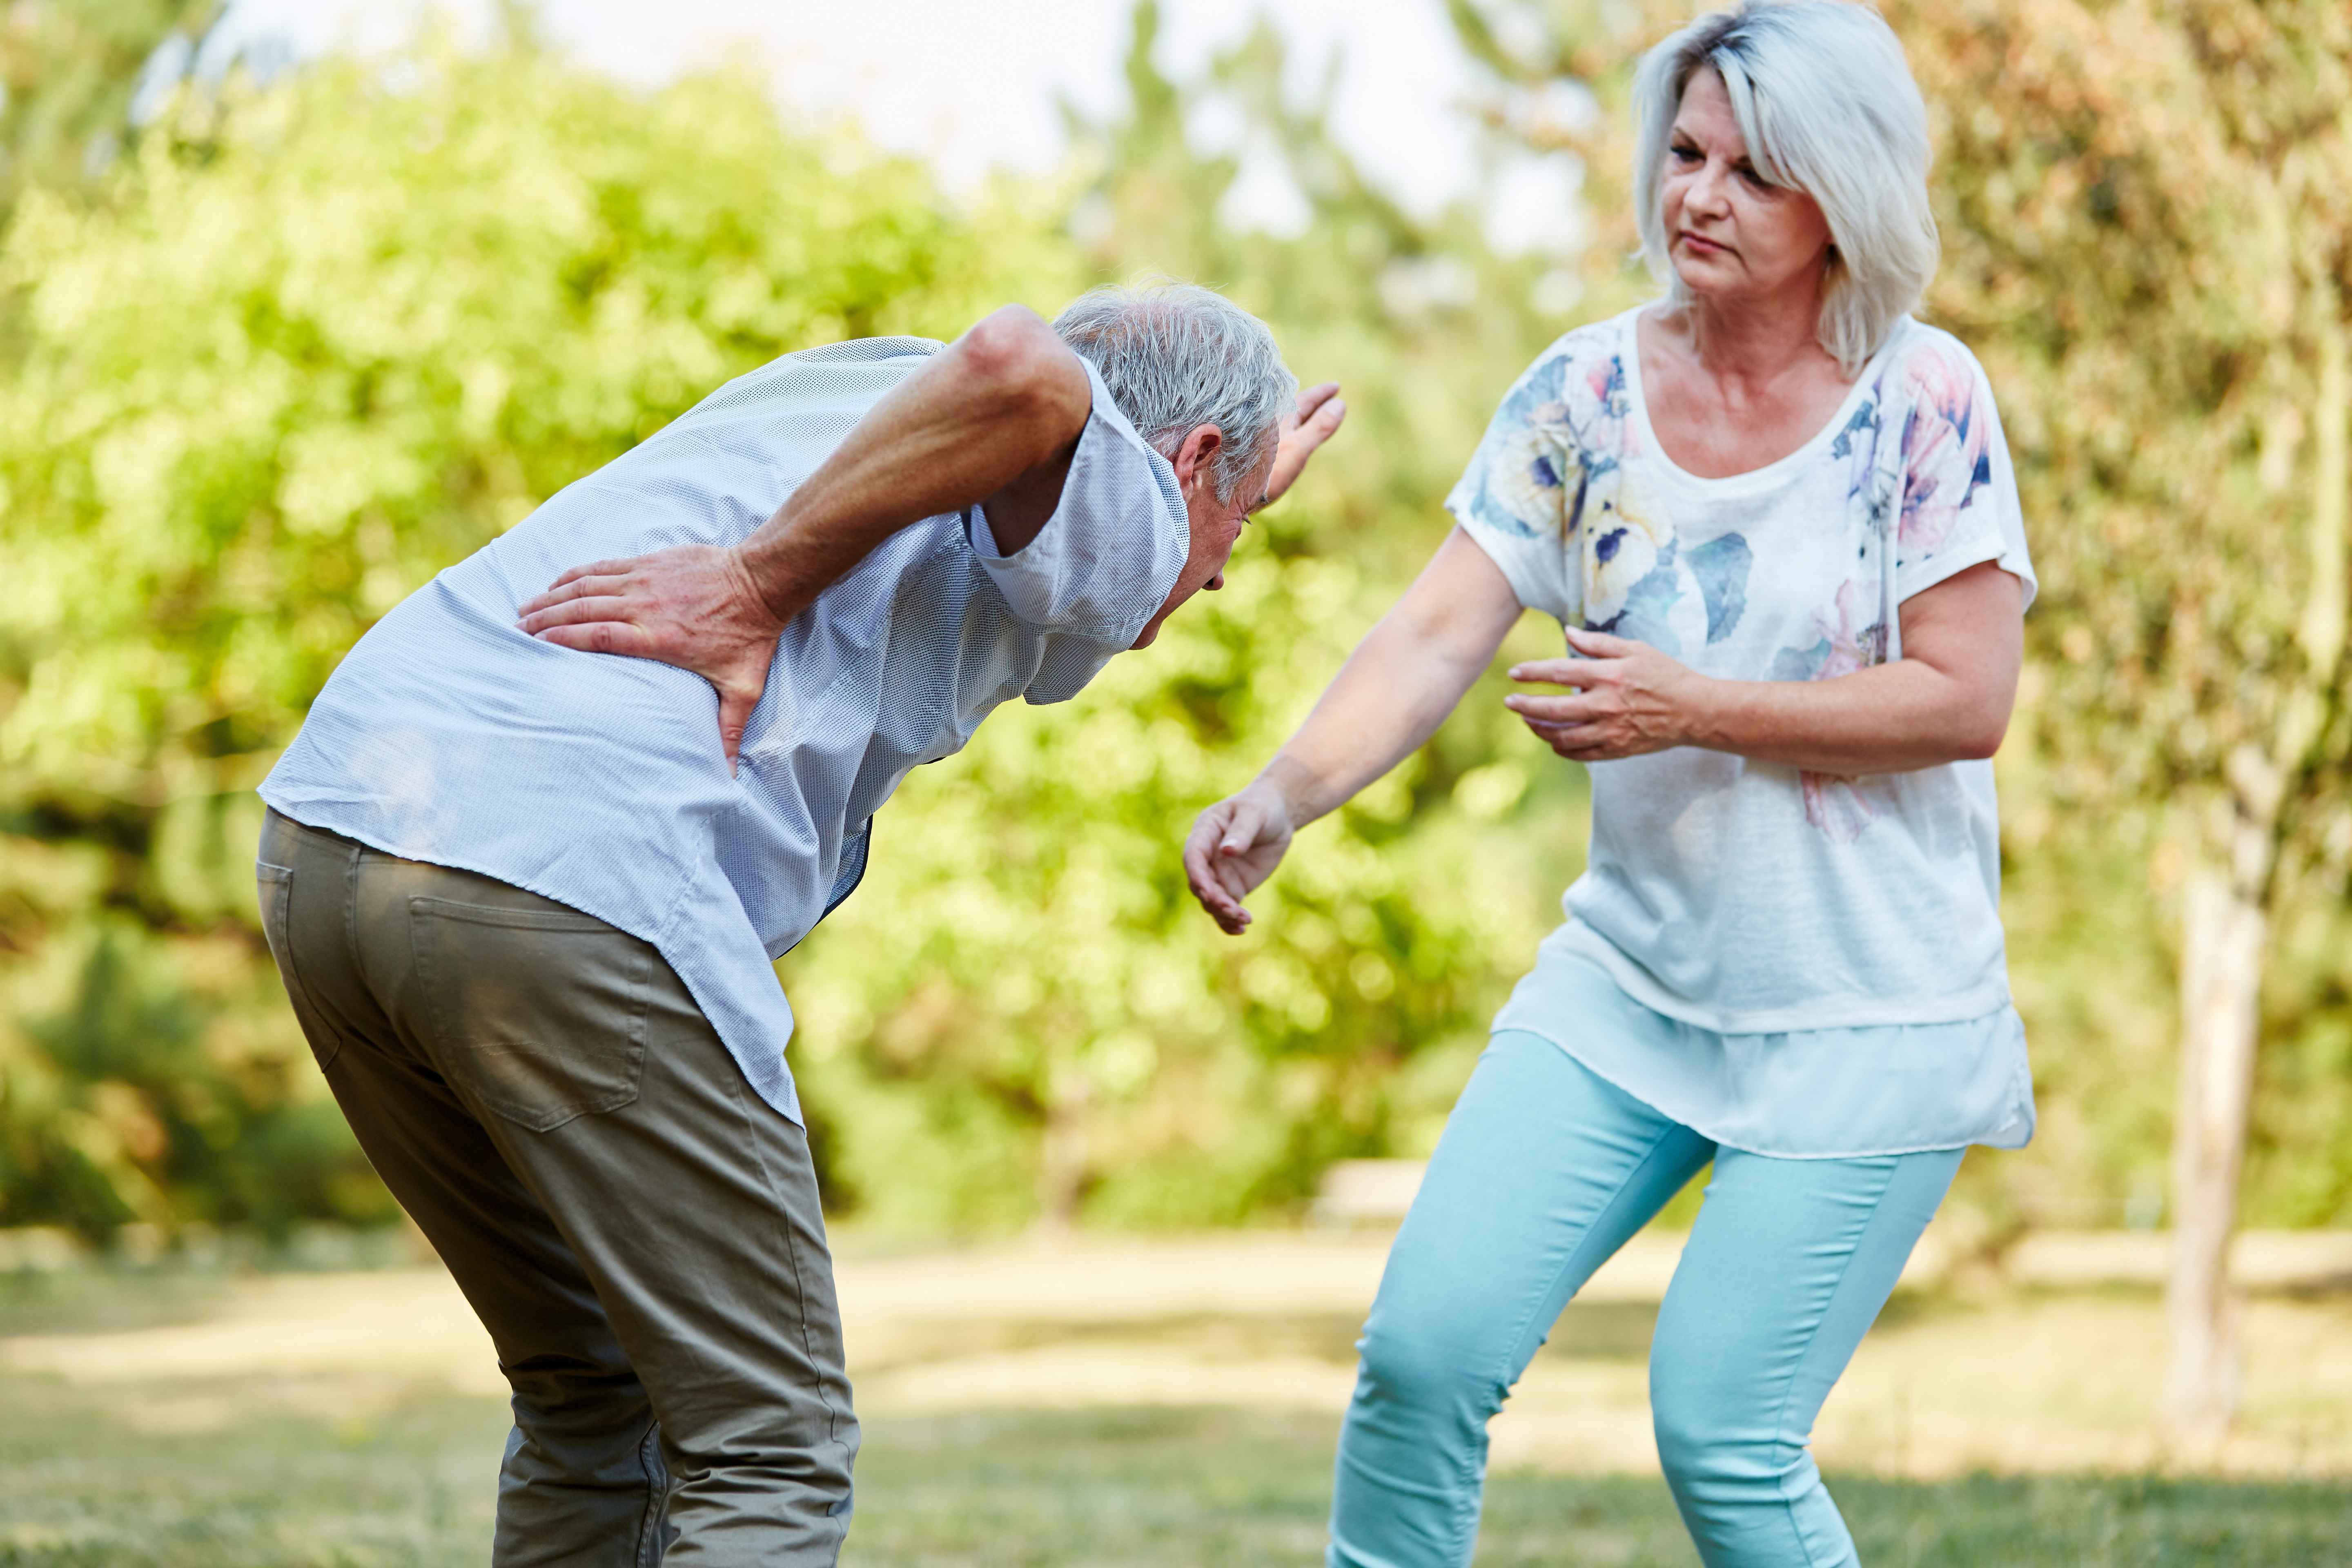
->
[1504, 627, 1715, 762]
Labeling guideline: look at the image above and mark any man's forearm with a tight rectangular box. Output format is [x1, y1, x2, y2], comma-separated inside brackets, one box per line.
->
[735, 306, 1093, 623]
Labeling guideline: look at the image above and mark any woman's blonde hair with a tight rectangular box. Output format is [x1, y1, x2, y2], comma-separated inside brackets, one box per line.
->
[1631, 0, 1938, 372]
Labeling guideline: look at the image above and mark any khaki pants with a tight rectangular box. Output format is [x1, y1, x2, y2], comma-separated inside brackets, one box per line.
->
[256, 809, 856, 1566]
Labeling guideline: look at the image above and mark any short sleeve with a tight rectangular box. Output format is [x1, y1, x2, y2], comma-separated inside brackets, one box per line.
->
[1893, 335, 2037, 610]
[1444, 338, 1594, 625]
[969, 358, 1189, 641]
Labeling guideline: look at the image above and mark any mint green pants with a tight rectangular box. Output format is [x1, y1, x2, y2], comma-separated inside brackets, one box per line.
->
[1329, 1031, 1961, 1567]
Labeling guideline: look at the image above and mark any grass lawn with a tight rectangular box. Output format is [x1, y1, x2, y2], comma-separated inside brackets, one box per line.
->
[2, 1378, 2348, 1566]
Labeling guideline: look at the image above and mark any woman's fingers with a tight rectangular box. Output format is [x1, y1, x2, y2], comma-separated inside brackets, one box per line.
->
[1184, 811, 1250, 929]
[1505, 691, 1603, 725]
[1296, 381, 1343, 420]
[1507, 656, 1617, 688]
[1217, 797, 1267, 855]
[1563, 625, 1641, 658]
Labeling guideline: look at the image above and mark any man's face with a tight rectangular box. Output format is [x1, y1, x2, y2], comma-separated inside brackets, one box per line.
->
[1129, 424, 1274, 650]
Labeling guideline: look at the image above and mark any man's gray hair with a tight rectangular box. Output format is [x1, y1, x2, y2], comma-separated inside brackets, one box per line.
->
[1053, 281, 1297, 504]
[1631, 0, 1938, 373]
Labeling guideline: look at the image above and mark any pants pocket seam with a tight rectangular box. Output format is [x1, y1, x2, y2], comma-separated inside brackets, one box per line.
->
[258, 862, 344, 1073]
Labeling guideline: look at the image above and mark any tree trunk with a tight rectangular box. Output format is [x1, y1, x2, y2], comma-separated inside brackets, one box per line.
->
[1035, 1070, 1093, 1233]
[2165, 310, 2351, 1446]
[2165, 858, 2267, 1444]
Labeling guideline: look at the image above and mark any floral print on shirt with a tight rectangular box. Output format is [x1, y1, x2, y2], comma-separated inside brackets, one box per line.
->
[1450, 314, 2020, 843]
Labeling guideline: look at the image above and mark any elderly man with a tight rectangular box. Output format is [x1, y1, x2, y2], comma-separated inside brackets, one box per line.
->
[253, 283, 1341, 1565]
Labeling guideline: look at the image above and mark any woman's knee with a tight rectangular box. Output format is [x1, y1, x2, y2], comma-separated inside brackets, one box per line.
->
[1649, 1364, 1790, 1493]
[1352, 1318, 1506, 1425]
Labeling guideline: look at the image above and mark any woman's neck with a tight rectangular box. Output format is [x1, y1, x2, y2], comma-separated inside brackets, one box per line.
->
[1676, 279, 1839, 390]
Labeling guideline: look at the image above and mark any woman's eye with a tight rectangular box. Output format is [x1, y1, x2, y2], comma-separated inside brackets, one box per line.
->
[1670, 145, 1701, 164]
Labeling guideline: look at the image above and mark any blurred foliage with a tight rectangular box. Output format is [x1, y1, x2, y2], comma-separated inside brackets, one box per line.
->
[3, 1, 2350, 1239]
[0, 0, 219, 212]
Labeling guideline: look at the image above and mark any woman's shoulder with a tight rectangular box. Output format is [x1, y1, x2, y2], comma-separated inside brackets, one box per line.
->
[1516, 307, 1639, 384]
[1876, 318, 1997, 409]
[1492, 307, 1643, 437]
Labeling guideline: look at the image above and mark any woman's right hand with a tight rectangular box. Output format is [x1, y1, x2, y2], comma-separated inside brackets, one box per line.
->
[1183, 779, 1298, 934]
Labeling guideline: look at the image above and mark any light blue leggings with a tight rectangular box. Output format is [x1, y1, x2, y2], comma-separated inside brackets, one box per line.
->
[1328, 1031, 1962, 1568]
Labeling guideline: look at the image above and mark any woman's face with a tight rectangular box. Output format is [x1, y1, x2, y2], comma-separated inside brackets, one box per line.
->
[1659, 67, 1833, 309]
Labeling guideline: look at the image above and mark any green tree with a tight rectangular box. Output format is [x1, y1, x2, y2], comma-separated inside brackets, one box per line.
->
[1886, 0, 2352, 1442]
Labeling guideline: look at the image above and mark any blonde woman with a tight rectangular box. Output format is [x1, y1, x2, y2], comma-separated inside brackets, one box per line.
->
[1184, 5, 2033, 1564]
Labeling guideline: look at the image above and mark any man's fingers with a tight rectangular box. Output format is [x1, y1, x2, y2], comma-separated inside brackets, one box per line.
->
[522, 562, 638, 613]
[534, 621, 654, 658]
[717, 695, 755, 773]
[517, 594, 635, 635]
[1301, 391, 1345, 440]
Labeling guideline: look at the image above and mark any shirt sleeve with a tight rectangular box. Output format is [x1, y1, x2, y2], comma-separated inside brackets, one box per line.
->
[1893, 336, 2037, 610]
[1444, 340, 1588, 625]
[968, 358, 1189, 642]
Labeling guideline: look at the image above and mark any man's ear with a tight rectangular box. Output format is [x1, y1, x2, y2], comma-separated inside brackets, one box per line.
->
[1171, 424, 1225, 494]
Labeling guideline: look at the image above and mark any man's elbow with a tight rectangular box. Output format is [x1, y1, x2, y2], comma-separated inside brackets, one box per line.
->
[959, 307, 1090, 436]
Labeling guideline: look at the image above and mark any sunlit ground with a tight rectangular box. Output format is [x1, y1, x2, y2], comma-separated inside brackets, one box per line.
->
[3, 1232, 2350, 1564]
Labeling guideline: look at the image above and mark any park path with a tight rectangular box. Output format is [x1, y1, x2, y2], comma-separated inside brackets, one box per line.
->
[5, 1229, 2351, 1478]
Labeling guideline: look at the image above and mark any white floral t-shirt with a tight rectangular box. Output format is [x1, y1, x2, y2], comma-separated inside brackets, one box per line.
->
[1452, 305, 2035, 1040]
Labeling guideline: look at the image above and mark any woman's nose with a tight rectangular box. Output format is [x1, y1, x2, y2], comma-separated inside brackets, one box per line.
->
[1686, 166, 1731, 215]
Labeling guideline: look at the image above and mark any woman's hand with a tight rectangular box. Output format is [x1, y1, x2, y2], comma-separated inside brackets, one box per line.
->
[1504, 626, 1716, 763]
[1183, 778, 1299, 934]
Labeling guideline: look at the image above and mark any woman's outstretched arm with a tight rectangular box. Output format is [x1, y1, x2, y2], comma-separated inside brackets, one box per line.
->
[1184, 527, 1523, 933]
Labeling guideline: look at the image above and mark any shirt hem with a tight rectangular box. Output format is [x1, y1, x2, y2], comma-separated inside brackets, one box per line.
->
[1495, 1020, 2033, 1160]
[258, 789, 808, 1130]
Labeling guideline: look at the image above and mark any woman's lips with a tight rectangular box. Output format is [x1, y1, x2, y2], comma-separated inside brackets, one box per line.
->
[1678, 231, 1730, 256]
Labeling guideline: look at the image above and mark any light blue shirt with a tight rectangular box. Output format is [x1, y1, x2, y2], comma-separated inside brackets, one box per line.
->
[261, 337, 1189, 1125]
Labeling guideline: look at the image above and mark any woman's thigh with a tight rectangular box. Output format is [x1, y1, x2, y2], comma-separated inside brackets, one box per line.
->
[1648, 1145, 1962, 1459]
[1363, 1032, 1713, 1388]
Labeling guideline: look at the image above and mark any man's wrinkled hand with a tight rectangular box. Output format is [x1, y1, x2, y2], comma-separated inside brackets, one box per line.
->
[1262, 382, 1346, 506]
[517, 544, 791, 770]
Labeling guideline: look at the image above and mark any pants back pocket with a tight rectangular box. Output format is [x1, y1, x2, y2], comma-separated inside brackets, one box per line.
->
[410, 896, 651, 1132]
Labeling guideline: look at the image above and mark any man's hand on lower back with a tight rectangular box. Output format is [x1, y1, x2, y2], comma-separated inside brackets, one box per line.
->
[518, 543, 791, 770]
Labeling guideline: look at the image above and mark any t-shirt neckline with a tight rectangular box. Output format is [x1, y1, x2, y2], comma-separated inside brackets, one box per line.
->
[1617, 306, 1910, 496]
